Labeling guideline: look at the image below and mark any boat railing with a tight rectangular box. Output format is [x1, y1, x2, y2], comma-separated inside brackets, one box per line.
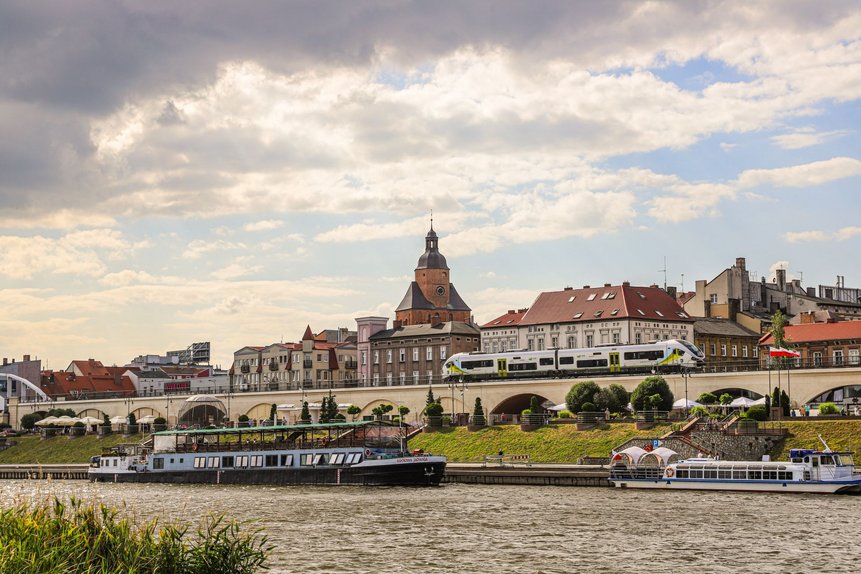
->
[609, 465, 665, 480]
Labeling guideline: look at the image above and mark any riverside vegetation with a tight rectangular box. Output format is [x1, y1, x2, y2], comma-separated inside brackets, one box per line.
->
[0, 497, 270, 574]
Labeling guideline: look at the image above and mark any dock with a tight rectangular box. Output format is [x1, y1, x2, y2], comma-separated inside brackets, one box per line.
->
[0, 464, 89, 480]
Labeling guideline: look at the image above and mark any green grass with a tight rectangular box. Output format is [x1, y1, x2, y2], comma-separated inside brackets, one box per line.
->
[0, 497, 270, 573]
[770, 420, 861, 459]
[0, 433, 147, 465]
[409, 423, 672, 463]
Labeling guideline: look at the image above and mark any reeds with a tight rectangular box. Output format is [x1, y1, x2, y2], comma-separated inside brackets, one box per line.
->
[0, 496, 271, 573]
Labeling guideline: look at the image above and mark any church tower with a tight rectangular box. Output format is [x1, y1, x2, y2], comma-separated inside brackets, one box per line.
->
[394, 222, 472, 326]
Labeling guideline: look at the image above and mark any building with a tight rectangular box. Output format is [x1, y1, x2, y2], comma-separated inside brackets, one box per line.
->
[130, 342, 212, 367]
[693, 317, 761, 371]
[394, 224, 472, 326]
[759, 320, 861, 369]
[127, 365, 227, 397]
[39, 359, 137, 400]
[358, 224, 480, 386]
[818, 276, 861, 304]
[685, 257, 861, 324]
[501, 283, 694, 351]
[480, 309, 528, 353]
[229, 327, 357, 393]
[0, 355, 42, 401]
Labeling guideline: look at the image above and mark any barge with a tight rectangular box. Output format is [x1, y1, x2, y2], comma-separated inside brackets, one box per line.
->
[89, 420, 445, 487]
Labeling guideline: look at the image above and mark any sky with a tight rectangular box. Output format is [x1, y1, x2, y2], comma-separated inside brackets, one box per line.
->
[1, 1, 860, 369]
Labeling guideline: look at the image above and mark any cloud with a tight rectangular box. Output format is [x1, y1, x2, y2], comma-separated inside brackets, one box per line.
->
[183, 239, 248, 259]
[243, 219, 284, 232]
[736, 157, 861, 189]
[785, 226, 861, 243]
[771, 128, 848, 150]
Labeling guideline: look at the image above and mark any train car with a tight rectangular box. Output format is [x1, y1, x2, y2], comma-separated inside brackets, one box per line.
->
[443, 339, 703, 382]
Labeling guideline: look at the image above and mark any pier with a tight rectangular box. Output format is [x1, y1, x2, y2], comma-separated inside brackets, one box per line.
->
[0, 464, 89, 480]
[445, 463, 611, 487]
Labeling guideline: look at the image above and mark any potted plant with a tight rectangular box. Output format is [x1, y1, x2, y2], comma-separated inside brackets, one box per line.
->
[124, 413, 139, 436]
[425, 401, 444, 429]
[469, 397, 486, 430]
[153, 416, 167, 432]
[70, 421, 86, 438]
[98, 414, 112, 437]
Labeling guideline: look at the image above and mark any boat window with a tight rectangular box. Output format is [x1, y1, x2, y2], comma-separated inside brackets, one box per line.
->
[194, 457, 206, 469]
[676, 469, 688, 478]
[812, 458, 818, 467]
[820, 455, 834, 465]
[250, 455, 264, 467]
[234, 456, 248, 468]
[265, 455, 278, 467]
[280, 454, 293, 466]
[345, 453, 361, 464]
[207, 457, 220, 468]
[764, 471, 776, 480]
[732, 471, 746, 480]
[153, 458, 164, 470]
[749, 471, 762, 480]
[704, 469, 717, 479]
[803, 457, 810, 463]
[222, 456, 234, 467]
[778, 472, 793, 480]
[330, 453, 345, 465]
[689, 470, 703, 479]
[301, 454, 314, 466]
[718, 469, 731, 479]
[312, 453, 327, 465]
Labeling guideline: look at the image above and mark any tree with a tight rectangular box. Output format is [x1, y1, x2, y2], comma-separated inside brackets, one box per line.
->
[426, 388, 436, 407]
[472, 397, 486, 425]
[127, 412, 136, 426]
[20, 413, 41, 430]
[398, 405, 410, 421]
[780, 390, 791, 417]
[346, 405, 361, 421]
[269, 403, 277, 423]
[719, 393, 733, 405]
[565, 381, 601, 413]
[299, 401, 311, 424]
[630, 376, 674, 412]
[530, 396, 541, 412]
[771, 386, 781, 411]
[768, 309, 792, 369]
[372, 404, 394, 419]
[606, 384, 630, 414]
[697, 392, 717, 405]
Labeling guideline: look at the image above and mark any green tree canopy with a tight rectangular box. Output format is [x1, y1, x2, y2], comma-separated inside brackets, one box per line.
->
[565, 381, 601, 413]
[697, 392, 717, 405]
[630, 376, 674, 412]
[719, 393, 733, 405]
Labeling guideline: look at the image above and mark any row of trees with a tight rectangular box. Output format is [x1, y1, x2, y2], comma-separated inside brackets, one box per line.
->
[565, 376, 675, 414]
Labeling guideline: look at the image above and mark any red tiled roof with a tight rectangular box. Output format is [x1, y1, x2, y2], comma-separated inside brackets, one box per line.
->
[40, 369, 136, 399]
[759, 321, 861, 345]
[481, 309, 528, 328]
[302, 325, 314, 341]
[520, 284, 692, 326]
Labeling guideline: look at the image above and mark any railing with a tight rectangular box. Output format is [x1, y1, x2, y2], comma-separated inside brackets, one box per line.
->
[303, 360, 313, 368]
[482, 454, 532, 467]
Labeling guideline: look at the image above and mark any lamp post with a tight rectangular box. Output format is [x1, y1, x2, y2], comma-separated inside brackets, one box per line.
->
[682, 367, 690, 419]
[165, 395, 171, 428]
[447, 378, 468, 426]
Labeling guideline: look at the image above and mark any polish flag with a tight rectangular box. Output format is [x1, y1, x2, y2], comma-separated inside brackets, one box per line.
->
[769, 347, 800, 358]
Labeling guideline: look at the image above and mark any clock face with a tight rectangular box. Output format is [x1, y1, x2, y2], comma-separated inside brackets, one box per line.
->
[435, 285, 446, 297]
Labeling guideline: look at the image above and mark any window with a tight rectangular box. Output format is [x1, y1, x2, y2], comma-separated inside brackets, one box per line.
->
[537, 339, 545, 351]
[813, 352, 822, 367]
[153, 458, 164, 470]
[400, 372, 406, 385]
[635, 333, 642, 344]
[709, 343, 716, 355]
[222, 456, 234, 467]
[710, 294, 718, 304]
[655, 310, 664, 317]
[207, 457, 220, 468]
[194, 457, 206, 469]
[280, 454, 293, 466]
[250, 455, 263, 467]
[399, 349, 405, 362]
[567, 336, 576, 348]
[361, 351, 367, 366]
[753, 347, 759, 358]
[386, 350, 392, 364]
[440, 346, 447, 359]
[386, 373, 392, 386]
[834, 350, 844, 366]
[426, 347, 433, 360]
[528, 340, 534, 351]
[413, 371, 420, 384]
[572, 312, 583, 319]
[412, 348, 419, 361]
[587, 293, 597, 301]
[720, 344, 727, 357]
[551, 337, 558, 348]
[742, 346, 749, 358]
[612, 333, 620, 344]
[373, 351, 379, 364]
[850, 349, 860, 365]
[586, 334, 594, 347]
[731, 345, 738, 357]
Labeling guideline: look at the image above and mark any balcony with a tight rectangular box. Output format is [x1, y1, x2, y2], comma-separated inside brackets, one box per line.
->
[303, 359, 313, 368]
[268, 362, 279, 371]
[240, 365, 250, 374]
[344, 360, 358, 369]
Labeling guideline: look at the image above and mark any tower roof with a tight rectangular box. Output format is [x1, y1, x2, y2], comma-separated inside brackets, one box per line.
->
[416, 226, 448, 270]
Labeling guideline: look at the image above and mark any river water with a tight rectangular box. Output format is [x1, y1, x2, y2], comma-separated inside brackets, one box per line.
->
[1, 480, 857, 573]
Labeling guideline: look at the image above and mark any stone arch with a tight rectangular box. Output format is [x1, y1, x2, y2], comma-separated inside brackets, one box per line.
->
[77, 408, 107, 419]
[362, 399, 398, 419]
[244, 402, 276, 421]
[708, 388, 764, 401]
[130, 407, 162, 419]
[807, 383, 861, 409]
[490, 393, 554, 416]
[177, 395, 226, 426]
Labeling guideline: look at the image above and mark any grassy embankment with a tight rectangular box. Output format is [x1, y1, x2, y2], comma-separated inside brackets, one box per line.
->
[0, 433, 146, 465]
[0, 497, 270, 573]
[409, 423, 672, 463]
[3, 420, 861, 465]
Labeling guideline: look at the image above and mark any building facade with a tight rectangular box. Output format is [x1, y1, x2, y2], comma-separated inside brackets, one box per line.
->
[480, 309, 528, 353]
[693, 317, 761, 372]
[759, 321, 861, 370]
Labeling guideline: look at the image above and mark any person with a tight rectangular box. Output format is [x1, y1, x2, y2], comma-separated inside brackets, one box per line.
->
[604, 408, 610, 422]
[855, 405, 860, 417]
[804, 404, 811, 417]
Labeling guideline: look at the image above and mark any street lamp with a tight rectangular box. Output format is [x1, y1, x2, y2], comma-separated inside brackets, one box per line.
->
[682, 367, 690, 419]
[448, 378, 468, 425]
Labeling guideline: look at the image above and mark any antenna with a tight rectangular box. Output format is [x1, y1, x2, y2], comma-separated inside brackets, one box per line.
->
[659, 256, 667, 290]
[681, 273, 685, 292]
[818, 434, 832, 452]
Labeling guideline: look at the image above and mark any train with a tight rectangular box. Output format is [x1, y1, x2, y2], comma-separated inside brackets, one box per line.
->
[443, 339, 704, 381]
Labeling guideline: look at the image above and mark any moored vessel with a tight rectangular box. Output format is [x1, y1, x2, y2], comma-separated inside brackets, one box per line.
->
[609, 439, 861, 494]
[89, 420, 445, 487]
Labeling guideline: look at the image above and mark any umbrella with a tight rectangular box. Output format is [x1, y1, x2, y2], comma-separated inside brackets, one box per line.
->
[672, 399, 703, 409]
[548, 403, 569, 412]
[137, 415, 156, 424]
[34, 416, 59, 426]
[78, 416, 103, 425]
[109, 415, 127, 425]
[730, 397, 755, 408]
[54, 416, 78, 426]
[751, 397, 767, 406]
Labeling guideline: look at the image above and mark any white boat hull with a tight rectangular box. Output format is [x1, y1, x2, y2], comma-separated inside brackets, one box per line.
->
[611, 478, 861, 494]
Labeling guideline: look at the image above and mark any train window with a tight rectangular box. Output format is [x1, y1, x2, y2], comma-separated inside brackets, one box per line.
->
[576, 359, 609, 368]
[559, 357, 574, 365]
[539, 358, 554, 366]
[462, 360, 493, 369]
[509, 362, 537, 371]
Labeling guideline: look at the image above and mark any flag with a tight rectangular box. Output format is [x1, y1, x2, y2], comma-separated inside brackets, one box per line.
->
[769, 347, 800, 358]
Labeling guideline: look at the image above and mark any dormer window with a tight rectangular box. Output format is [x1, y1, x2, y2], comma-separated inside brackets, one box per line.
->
[587, 293, 597, 301]
[573, 312, 583, 319]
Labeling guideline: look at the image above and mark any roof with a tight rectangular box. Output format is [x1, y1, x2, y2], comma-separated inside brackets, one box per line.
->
[693, 318, 761, 338]
[481, 309, 528, 328]
[40, 369, 137, 398]
[447, 284, 471, 311]
[519, 284, 693, 326]
[370, 321, 480, 341]
[416, 226, 449, 270]
[395, 282, 435, 312]
[759, 321, 861, 345]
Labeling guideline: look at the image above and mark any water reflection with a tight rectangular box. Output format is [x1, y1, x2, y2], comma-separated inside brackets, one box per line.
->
[1, 480, 858, 573]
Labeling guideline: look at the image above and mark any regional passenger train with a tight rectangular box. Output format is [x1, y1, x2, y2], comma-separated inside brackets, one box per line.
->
[443, 339, 704, 381]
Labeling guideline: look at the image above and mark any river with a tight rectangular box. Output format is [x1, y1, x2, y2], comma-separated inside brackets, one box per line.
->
[1, 480, 857, 573]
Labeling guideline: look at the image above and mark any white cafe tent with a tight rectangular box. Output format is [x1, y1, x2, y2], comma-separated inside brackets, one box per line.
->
[730, 396, 756, 408]
[672, 398, 703, 410]
[34, 416, 59, 427]
[751, 397, 768, 406]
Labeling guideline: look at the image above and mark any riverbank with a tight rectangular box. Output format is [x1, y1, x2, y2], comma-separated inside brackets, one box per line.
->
[2, 420, 860, 465]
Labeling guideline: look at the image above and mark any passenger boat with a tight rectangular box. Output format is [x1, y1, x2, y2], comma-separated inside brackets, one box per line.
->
[89, 420, 446, 487]
[609, 440, 861, 494]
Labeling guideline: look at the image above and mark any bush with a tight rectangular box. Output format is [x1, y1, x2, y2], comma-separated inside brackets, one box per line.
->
[127, 413, 136, 426]
[153, 417, 167, 425]
[72, 421, 85, 428]
[818, 402, 839, 415]
[697, 392, 717, 405]
[425, 402, 443, 417]
[719, 393, 733, 405]
[237, 414, 249, 423]
[565, 381, 600, 413]
[747, 404, 768, 421]
[521, 408, 532, 416]
[580, 402, 597, 413]
[690, 406, 709, 418]
[631, 376, 674, 412]
[557, 410, 573, 419]
[20, 413, 42, 430]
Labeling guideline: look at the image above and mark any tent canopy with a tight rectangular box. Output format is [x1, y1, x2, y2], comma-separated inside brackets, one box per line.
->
[730, 396, 755, 407]
[672, 399, 703, 409]
[548, 403, 569, 412]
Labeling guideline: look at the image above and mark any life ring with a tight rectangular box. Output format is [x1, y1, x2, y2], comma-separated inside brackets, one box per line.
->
[364, 448, 371, 457]
[192, 443, 199, 452]
[665, 468, 674, 478]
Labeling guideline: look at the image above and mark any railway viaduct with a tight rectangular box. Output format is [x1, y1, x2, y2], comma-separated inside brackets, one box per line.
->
[8, 367, 860, 428]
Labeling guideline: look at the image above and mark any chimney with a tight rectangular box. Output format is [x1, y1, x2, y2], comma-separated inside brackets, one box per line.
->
[393, 320, 402, 329]
[23, 354, 30, 362]
[507, 309, 515, 314]
[736, 257, 746, 271]
[800, 311, 815, 325]
[666, 286, 677, 299]
[583, 285, 590, 289]
[776, 268, 787, 292]
[806, 287, 815, 297]
[518, 308, 528, 313]
[604, 283, 611, 287]
[563, 287, 573, 291]
[622, 281, 630, 287]
[2, 358, 6, 366]
[728, 298, 740, 322]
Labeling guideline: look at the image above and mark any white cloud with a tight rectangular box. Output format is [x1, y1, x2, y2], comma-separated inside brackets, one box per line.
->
[784, 230, 829, 243]
[183, 239, 248, 259]
[736, 157, 861, 189]
[243, 219, 284, 232]
[835, 226, 861, 240]
[771, 128, 847, 150]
